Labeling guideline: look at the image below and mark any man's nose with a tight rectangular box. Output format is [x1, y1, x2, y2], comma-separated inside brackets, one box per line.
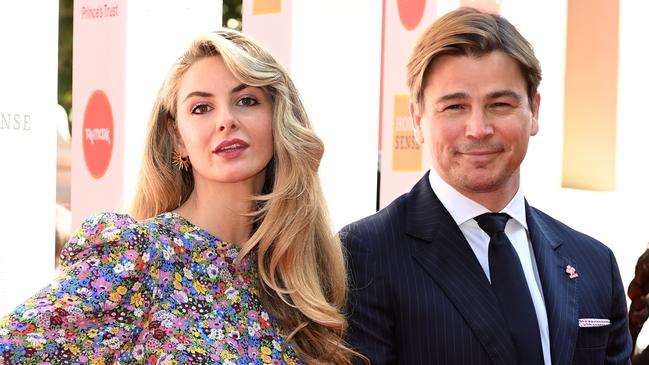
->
[465, 109, 494, 139]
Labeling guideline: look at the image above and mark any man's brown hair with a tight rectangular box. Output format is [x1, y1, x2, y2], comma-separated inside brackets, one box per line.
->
[406, 7, 542, 110]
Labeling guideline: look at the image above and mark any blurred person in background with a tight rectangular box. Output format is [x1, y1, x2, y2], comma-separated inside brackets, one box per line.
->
[0, 29, 355, 364]
[628, 247, 649, 364]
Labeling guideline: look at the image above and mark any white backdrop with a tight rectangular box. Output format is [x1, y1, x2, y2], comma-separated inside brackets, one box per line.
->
[290, 1, 382, 230]
[0, 2, 62, 315]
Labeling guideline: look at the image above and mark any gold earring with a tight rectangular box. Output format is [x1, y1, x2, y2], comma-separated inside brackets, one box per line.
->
[172, 150, 190, 171]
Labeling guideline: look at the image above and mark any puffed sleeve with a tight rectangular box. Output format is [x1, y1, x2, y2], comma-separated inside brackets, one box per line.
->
[0, 212, 157, 364]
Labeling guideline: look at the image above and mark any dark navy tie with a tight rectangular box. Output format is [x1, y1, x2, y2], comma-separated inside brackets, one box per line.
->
[475, 213, 544, 365]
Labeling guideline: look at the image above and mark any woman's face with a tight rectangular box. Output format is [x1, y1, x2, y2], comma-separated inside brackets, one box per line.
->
[174, 56, 273, 190]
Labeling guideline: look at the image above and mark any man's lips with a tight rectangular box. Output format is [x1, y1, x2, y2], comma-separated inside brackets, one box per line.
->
[455, 145, 505, 162]
[456, 143, 504, 156]
[460, 148, 502, 156]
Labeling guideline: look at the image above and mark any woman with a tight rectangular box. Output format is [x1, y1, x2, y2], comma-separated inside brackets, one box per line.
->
[0, 30, 354, 364]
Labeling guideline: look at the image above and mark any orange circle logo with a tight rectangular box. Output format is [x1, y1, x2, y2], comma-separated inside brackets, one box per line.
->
[398, 0, 426, 30]
[82, 90, 114, 179]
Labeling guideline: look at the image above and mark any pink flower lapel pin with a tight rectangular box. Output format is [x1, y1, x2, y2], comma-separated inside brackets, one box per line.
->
[566, 265, 579, 279]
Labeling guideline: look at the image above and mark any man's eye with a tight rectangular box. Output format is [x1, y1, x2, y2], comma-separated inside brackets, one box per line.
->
[492, 102, 511, 108]
[191, 104, 213, 114]
[444, 104, 464, 111]
[236, 97, 259, 107]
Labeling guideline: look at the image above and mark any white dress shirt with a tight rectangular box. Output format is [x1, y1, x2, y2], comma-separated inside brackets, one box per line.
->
[428, 170, 552, 365]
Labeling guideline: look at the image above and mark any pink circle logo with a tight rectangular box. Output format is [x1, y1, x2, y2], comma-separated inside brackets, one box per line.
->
[82, 90, 114, 179]
[398, 0, 426, 30]
[459, 0, 502, 14]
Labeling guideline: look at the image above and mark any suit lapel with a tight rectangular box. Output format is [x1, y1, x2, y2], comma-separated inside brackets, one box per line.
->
[526, 204, 578, 365]
[408, 173, 516, 365]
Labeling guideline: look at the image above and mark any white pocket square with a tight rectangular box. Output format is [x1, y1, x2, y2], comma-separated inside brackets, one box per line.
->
[578, 318, 610, 328]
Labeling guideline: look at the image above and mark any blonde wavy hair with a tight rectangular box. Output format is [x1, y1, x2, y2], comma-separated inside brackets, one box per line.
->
[129, 29, 354, 364]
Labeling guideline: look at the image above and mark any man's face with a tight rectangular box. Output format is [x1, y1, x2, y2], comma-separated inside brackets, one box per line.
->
[411, 51, 539, 203]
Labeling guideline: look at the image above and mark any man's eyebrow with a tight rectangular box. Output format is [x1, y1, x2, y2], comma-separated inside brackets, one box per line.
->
[488, 90, 522, 102]
[435, 92, 469, 104]
[433, 90, 523, 104]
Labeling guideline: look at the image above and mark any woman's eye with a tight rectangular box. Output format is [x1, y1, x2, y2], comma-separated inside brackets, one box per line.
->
[191, 103, 213, 114]
[236, 97, 259, 107]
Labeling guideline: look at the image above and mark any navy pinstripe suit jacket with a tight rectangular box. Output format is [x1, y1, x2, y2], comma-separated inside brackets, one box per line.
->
[341, 172, 632, 365]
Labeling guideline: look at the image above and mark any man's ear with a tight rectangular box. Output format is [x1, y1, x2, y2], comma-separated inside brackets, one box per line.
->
[530, 93, 540, 136]
[410, 99, 424, 144]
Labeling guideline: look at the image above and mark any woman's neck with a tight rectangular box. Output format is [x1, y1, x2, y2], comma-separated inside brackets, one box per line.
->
[174, 179, 259, 247]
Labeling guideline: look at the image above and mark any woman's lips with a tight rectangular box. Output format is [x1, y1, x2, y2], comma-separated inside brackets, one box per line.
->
[213, 139, 249, 159]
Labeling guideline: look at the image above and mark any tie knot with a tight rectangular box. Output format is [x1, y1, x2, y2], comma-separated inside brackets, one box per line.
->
[474, 213, 511, 236]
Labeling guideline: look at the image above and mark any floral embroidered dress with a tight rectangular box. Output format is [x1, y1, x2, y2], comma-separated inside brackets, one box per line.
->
[0, 212, 303, 365]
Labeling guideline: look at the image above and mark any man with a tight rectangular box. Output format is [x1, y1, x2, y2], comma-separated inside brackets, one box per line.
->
[342, 7, 632, 365]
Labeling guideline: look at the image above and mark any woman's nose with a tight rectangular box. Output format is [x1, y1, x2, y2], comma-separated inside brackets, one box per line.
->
[217, 107, 238, 132]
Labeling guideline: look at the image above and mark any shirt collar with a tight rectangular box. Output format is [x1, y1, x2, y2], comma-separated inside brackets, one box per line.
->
[427, 169, 528, 229]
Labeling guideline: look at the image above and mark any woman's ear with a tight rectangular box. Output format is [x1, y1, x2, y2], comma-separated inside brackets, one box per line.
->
[166, 115, 186, 154]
